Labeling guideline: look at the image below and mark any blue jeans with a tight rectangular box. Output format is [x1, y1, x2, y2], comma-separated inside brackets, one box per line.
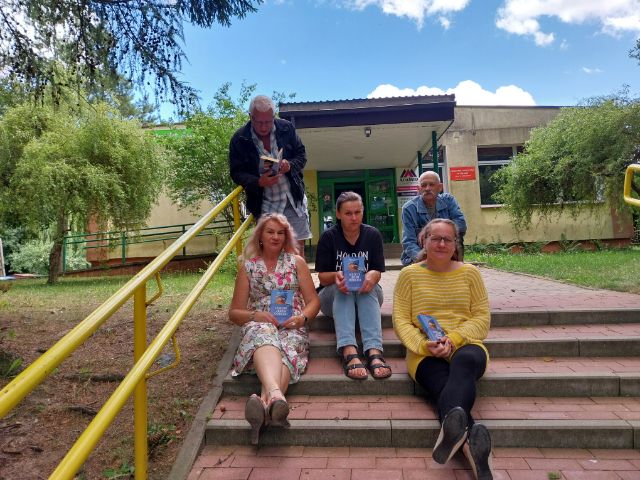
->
[319, 284, 384, 354]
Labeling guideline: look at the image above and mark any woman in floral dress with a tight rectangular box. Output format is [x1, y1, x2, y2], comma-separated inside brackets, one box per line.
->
[228, 213, 319, 444]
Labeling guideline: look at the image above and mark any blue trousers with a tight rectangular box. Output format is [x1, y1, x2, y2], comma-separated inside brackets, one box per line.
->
[319, 284, 384, 354]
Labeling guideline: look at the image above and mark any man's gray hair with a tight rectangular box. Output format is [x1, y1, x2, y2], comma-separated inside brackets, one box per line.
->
[419, 171, 441, 183]
[249, 95, 275, 115]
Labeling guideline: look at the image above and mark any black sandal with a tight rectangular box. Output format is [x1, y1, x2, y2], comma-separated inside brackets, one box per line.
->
[342, 353, 368, 380]
[365, 351, 392, 379]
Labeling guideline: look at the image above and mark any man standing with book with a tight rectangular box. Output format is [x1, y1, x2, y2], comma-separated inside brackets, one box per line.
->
[229, 95, 311, 255]
[401, 171, 467, 265]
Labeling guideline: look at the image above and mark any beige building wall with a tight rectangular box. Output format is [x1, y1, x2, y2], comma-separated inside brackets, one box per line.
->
[432, 106, 630, 244]
[97, 192, 220, 262]
[106, 105, 631, 264]
[305, 170, 320, 242]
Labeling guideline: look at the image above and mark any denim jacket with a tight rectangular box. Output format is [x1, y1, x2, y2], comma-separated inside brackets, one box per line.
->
[400, 193, 467, 266]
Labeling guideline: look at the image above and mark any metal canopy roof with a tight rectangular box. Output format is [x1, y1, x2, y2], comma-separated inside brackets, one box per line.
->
[279, 95, 456, 171]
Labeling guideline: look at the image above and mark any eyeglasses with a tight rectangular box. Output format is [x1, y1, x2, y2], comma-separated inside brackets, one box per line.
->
[251, 117, 274, 127]
[428, 235, 456, 245]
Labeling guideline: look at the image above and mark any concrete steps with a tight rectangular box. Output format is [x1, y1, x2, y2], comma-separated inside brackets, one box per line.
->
[309, 310, 640, 331]
[208, 394, 640, 449]
[205, 310, 640, 452]
[309, 325, 640, 358]
[222, 359, 640, 398]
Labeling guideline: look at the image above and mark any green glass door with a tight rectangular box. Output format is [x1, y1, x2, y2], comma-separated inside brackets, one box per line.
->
[366, 178, 397, 242]
[317, 169, 398, 243]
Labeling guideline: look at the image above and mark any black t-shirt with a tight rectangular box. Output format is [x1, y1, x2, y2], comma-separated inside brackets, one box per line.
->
[315, 222, 386, 274]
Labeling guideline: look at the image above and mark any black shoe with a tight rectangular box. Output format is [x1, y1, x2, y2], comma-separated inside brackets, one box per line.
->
[432, 406, 468, 464]
[465, 423, 494, 480]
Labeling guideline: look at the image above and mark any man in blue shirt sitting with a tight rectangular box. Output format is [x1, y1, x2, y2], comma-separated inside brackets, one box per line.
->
[401, 171, 467, 265]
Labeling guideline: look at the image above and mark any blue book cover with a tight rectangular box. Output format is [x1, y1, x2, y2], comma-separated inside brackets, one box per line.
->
[270, 290, 293, 324]
[342, 256, 365, 292]
[417, 314, 446, 342]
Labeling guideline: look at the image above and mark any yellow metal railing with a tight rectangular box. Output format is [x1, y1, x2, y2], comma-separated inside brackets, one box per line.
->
[0, 186, 252, 479]
[624, 164, 640, 208]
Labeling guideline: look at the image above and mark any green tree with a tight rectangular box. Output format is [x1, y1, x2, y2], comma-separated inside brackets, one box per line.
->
[161, 83, 254, 215]
[0, 0, 261, 111]
[630, 39, 640, 65]
[494, 92, 640, 231]
[0, 102, 166, 283]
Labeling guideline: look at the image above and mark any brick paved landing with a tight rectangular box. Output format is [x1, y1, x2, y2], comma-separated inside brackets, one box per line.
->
[187, 445, 640, 480]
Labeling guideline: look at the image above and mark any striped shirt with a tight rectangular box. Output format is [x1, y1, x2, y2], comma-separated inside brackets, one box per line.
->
[392, 262, 490, 380]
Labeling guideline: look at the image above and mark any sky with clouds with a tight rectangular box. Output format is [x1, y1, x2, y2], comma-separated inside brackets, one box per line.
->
[170, 0, 639, 116]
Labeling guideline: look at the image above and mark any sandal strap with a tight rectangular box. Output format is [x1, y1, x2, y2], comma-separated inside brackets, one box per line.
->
[369, 362, 390, 370]
[366, 353, 386, 363]
[344, 362, 366, 371]
[342, 353, 360, 364]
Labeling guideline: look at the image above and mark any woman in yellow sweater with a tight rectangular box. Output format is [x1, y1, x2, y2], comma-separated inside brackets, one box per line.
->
[393, 218, 493, 480]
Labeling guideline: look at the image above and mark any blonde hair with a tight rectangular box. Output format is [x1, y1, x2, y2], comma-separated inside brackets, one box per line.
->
[416, 218, 459, 262]
[241, 213, 298, 261]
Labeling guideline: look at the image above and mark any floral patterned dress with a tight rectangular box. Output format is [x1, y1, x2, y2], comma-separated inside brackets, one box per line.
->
[231, 251, 310, 383]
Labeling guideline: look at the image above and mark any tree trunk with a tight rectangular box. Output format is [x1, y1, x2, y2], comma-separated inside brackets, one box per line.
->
[47, 215, 68, 285]
[0, 238, 5, 277]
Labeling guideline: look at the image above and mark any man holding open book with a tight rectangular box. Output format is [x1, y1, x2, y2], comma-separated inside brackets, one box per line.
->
[229, 95, 311, 255]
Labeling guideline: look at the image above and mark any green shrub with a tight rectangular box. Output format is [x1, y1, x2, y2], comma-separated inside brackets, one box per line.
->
[8, 238, 89, 274]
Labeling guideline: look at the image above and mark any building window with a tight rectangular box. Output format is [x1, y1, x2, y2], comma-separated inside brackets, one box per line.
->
[477, 145, 523, 205]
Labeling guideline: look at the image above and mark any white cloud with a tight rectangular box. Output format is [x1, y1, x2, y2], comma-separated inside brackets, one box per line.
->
[367, 80, 536, 106]
[439, 16, 451, 29]
[342, 0, 470, 28]
[582, 66, 603, 74]
[496, 0, 640, 46]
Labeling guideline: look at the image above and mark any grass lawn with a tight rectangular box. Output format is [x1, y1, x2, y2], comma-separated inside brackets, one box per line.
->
[0, 268, 238, 479]
[1, 264, 237, 313]
[466, 246, 640, 294]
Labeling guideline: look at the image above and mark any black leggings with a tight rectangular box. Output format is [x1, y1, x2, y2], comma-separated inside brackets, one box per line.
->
[415, 344, 487, 426]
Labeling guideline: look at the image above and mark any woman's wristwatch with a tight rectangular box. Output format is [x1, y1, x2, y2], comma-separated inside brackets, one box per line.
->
[302, 314, 308, 326]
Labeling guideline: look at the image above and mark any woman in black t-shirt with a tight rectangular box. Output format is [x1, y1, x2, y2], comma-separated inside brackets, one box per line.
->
[315, 191, 391, 380]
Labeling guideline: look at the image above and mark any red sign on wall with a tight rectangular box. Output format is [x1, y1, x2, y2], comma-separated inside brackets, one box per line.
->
[450, 166, 476, 181]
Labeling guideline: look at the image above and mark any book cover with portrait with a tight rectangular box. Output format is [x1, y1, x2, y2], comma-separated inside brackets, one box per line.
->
[259, 154, 281, 176]
[270, 289, 293, 324]
[417, 314, 446, 342]
[342, 256, 365, 292]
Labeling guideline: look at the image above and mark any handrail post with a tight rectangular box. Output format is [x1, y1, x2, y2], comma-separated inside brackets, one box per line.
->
[121, 232, 127, 265]
[233, 197, 242, 257]
[182, 225, 187, 257]
[623, 164, 640, 208]
[133, 285, 148, 480]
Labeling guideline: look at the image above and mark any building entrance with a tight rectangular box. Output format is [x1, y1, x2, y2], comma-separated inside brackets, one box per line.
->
[317, 169, 398, 243]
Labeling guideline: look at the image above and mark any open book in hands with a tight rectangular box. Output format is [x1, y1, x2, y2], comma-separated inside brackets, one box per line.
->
[417, 314, 446, 342]
[260, 148, 283, 176]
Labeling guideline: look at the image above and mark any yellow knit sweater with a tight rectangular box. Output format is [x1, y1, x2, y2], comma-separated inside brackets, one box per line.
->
[392, 262, 490, 380]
